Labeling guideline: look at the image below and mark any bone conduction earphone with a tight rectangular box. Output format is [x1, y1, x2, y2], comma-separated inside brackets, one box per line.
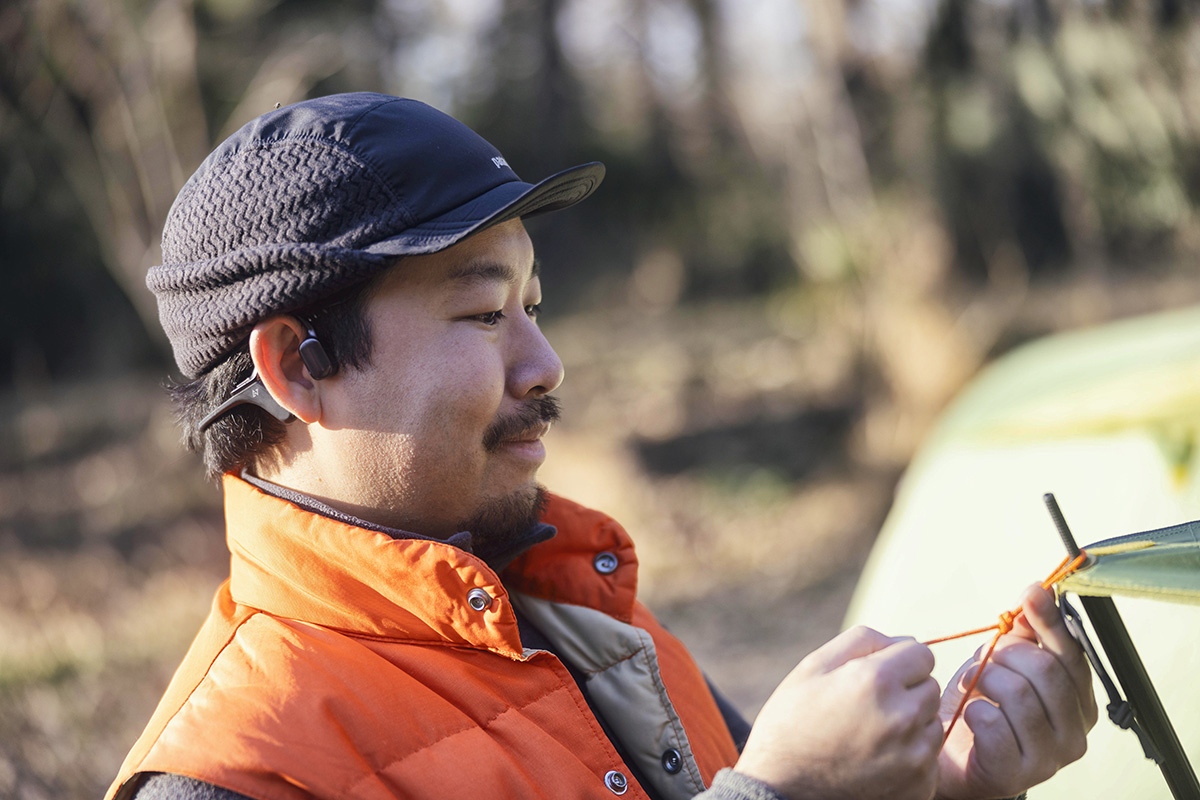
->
[197, 324, 334, 432]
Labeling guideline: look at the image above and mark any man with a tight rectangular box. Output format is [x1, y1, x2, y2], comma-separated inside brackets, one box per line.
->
[108, 93, 1096, 800]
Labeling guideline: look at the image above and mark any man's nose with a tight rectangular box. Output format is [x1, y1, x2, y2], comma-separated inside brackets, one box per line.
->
[509, 319, 564, 397]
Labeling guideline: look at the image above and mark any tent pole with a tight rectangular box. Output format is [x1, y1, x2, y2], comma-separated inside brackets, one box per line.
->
[1044, 493, 1199, 800]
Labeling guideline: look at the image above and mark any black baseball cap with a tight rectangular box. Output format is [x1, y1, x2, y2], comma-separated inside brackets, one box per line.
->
[148, 92, 604, 379]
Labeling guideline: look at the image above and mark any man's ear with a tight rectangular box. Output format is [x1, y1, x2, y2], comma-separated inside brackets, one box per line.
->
[249, 316, 323, 424]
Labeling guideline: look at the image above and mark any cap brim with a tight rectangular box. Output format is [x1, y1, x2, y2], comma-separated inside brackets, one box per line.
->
[363, 161, 605, 256]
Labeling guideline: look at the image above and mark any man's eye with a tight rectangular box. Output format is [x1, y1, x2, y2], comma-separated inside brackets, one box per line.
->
[525, 303, 542, 320]
[474, 311, 505, 326]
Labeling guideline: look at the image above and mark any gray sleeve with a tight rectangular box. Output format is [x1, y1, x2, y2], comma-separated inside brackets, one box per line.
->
[133, 767, 778, 800]
[128, 773, 258, 800]
[695, 768, 790, 800]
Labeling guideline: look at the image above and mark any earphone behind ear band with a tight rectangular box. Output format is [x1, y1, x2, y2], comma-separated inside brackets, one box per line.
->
[299, 326, 335, 380]
[197, 324, 336, 432]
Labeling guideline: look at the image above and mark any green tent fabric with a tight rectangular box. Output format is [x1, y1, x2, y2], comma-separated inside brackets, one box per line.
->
[844, 304, 1200, 799]
[1061, 520, 1200, 605]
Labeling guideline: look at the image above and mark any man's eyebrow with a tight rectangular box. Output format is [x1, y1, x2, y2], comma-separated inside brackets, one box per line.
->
[447, 258, 540, 285]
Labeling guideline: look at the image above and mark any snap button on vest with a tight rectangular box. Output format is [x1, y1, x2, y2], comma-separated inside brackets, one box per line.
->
[466, 588, 492, 611]
[661, 748, 683, 773]
[603, 770, 628, 795]
[593, 551, 619, 574]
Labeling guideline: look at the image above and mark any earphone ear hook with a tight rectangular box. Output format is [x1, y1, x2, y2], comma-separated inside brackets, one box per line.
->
[198, 322, 336, 432]
[197, 368, 293, 431]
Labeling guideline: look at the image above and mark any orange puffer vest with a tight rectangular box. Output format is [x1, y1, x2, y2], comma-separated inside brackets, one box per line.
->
[107, 476, 740, 800]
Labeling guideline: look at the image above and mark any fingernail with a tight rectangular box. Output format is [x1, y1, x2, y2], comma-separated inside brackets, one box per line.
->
[960, 663, 979, 688]
[1029, 586, 1052, 611]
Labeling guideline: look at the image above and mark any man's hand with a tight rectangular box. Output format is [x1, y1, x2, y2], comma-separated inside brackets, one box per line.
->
[734, 626, 943, 800]
[936, 584, 1099, 799]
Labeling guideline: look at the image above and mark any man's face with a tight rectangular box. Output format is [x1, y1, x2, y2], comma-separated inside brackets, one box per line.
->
[310, 218, 564, 540]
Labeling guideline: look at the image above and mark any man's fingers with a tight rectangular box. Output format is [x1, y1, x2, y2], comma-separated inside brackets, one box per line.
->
[803, 625, 910, 674]
[936, 586, 1097, 800]
[993, 638, 1094, 732]
[1020, 585, 1075, 653]
[975, 646, 1091, 775]
[914, 676, 943, 724]
[961, 696, 1019, 760]
[955, 697, 1037, 797]
[1012, 584, 1098, 725]
[742, 627, 944, 800]
[972, 659, 1052, 745]
[863, 637, 937, 689]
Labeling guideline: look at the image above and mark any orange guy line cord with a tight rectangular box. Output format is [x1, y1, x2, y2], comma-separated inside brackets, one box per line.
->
[922, 552, 1087, 742]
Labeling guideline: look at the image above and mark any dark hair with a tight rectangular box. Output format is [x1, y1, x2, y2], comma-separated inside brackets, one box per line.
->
[169, 278, 381, 482]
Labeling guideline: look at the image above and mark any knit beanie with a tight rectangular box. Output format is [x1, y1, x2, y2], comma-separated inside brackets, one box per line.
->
[148, 92, 604, 378]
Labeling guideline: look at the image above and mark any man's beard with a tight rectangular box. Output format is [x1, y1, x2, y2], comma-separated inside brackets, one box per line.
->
[457, 484, 550, 565]
[458, 396, 562, 565]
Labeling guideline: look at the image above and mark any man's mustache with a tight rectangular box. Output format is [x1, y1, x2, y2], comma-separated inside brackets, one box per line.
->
[483, 396, 562, 452]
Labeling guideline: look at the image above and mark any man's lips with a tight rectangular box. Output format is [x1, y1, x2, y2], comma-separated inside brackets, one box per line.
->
[500, 421, 551, 445]
[483, 396, 561, 453]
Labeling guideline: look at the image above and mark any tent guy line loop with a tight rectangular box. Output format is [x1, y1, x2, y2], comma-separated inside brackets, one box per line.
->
[1059, 596, 1162, 763]
[921, 552, 1088, 742]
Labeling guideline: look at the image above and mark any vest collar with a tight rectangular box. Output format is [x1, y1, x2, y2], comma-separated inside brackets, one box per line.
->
[238, 470, 555, 571]
[222, 474, 641, 657]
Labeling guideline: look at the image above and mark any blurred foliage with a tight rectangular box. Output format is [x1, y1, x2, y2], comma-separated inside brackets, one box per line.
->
[7, 0, 1200, 385]
[0, 0, 391, 384]
[922, 0, 1200, 281]
[8, 1, 1200, 797]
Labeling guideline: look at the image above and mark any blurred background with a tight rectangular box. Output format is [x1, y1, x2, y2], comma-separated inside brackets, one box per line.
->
[5, 0, 1200, 796]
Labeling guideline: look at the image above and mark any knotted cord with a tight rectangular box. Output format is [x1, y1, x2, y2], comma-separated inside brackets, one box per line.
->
[922, 552, 1088, 741]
